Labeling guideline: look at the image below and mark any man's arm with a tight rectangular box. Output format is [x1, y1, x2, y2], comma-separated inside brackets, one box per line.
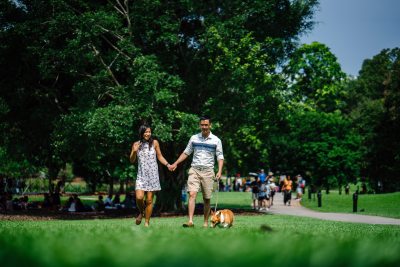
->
[216, 159, 224, 179]
[215, 138, 224, 179]
[169, 137, 193, 171]
[169, 153, 189, 171]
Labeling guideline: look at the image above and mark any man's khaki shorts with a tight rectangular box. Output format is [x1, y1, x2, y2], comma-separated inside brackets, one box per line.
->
[187, 167, 215, 199]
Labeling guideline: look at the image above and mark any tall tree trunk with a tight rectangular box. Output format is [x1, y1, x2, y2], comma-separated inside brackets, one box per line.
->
[119, 179, 125, 194]
[155, 142, 190, 212]
[157, 160, 188, 212]
[125, 179, 130, 193]
[90, 179, 97, 194]
[108, 178, 114, 195]
[106, 170, 114, 195]
[47, 165, 60, 193]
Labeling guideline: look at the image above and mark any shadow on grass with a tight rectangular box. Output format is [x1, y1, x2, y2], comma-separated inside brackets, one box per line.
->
[0, 206, 260, 221]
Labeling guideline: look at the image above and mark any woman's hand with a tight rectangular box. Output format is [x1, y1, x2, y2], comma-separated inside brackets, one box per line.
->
[132, 142, 140, 152]
[130, 142, 140, 163]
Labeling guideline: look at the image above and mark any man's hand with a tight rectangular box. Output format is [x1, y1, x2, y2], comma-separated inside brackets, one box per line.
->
[216, 171, 222, 180]
[168, 163, 177, 172]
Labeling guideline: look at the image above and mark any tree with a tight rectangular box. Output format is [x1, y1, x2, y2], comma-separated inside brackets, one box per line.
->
[0, 0, 73, 191]
[269, 110, 363, 190]
[346, 48, 400, 192]
[284, 42, 347, 112]
[268, 41, 363, 189]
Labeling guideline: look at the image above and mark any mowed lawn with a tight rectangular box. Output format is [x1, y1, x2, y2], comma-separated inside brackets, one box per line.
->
[301, 191, 400, 218]
[15, 190, 400, 218]
[1, 190, 400, 267]
[1, 215, 399, 267]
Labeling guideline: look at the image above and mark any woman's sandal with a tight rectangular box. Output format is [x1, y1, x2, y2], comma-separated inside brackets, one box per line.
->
[182, 222, 194, 228]
[135, 212, 144, 225]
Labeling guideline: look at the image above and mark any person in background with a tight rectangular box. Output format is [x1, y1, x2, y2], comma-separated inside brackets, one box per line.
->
[66, 196, 75, 212]
[42, 193, 52, 209]
[258, 180, 268, 211]
[104, 194, 113, 207]
[92, 195, 105, 211]
[121, 193, 136, 210]
[269, 177, 277, 206]
[296, 175, 305, 200]
[73, 194, 85, 212]
[282, 176, 293, 206]
[258, 169, 266, 183]
[112, 194, 121, 208]
[250, 176, 260, 210]
[279, 174, 286, 192]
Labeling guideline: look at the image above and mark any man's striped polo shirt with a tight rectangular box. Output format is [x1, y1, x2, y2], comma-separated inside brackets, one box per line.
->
[183, 132, 224, 169]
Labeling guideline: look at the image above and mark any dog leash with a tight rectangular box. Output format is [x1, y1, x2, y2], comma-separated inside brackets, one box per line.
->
[214, 179, 220, 213]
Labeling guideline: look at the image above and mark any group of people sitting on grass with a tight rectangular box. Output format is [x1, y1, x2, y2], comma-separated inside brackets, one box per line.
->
[0, 193, 36, 211]
[91, 193, 136, 212]
[60, 193, 137, 212]
[0, 191, 137, 213]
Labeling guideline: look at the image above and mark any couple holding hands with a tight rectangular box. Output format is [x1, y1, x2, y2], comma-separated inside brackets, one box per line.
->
[129, 116, 224, 227]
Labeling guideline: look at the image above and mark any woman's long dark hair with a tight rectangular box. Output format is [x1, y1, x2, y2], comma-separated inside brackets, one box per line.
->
[138, 125, 153, 150]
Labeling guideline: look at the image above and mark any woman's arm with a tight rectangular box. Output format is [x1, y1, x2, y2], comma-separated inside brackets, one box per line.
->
[154, 140, 170, 167]
[129, 141, 140, 163]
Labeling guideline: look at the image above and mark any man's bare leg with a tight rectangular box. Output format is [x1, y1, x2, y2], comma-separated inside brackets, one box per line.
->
[203, 198, 210, 227]
[187, 191, 197, 224]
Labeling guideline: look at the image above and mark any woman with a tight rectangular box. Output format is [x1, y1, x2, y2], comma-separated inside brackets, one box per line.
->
[282, 176, 293, 206]
[130, 125, 170, 227]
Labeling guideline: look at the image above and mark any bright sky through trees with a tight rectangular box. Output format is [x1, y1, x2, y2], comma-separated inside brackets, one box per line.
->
[301, 0, 400, 76]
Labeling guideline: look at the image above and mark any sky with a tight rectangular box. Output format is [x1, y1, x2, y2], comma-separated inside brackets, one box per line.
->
[300, 0, 400, 76]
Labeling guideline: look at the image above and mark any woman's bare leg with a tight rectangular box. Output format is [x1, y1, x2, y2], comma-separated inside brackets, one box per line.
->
[144, 191, 154, 227]
[135, 190, 145, 224]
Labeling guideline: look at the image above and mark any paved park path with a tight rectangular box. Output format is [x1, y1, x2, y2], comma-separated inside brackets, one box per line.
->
[266, 193, 400, 225]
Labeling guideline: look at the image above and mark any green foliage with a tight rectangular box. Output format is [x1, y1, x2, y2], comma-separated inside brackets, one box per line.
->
[345, 48, 400, 192]
[0, 147, 36, 179]
[270, 110, 363, 187]
[204, 27, 284, 173]
[284, 42, 347, 112]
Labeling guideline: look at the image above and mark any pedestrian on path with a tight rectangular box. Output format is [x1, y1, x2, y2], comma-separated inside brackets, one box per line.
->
[269, 177, 277, 206]
[251, 177, 260, 210]
[282, 176, 293, 206]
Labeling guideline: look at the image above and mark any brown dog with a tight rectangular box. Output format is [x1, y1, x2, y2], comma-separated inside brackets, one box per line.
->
[210, 209, 234, 228]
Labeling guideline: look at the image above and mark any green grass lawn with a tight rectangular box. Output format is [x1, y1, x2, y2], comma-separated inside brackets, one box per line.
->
[2, 191, 400, 266]
[24, 190, 400, 219]
[301, 191, 400, 219]
[1, 215, 399, 267]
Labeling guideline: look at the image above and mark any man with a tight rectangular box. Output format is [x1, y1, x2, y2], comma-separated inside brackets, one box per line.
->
[250, 176, 260, 210]
[169, 116, 224, 228]
[258, 169, 266, 183]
